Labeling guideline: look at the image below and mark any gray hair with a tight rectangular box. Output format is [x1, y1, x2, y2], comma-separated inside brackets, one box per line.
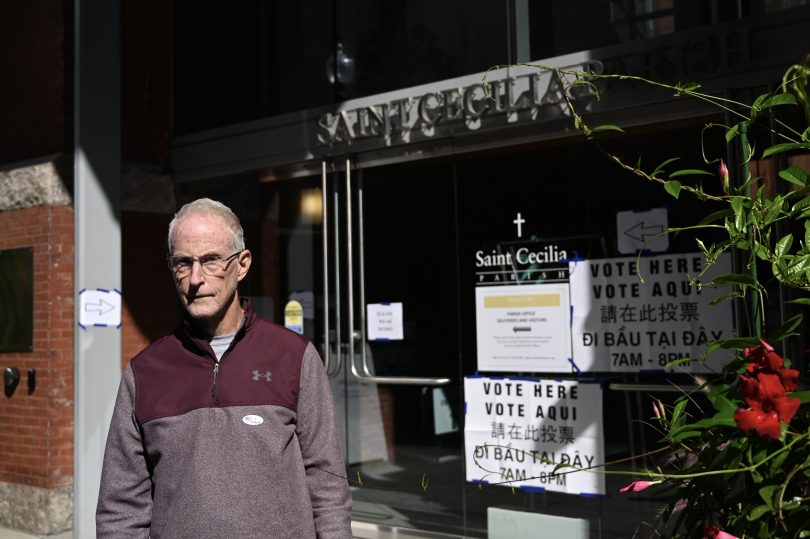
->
[167, 198, 245, 253]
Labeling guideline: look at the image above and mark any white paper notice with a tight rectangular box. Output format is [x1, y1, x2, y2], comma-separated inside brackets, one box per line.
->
[569, 252, 735, 372]
[433, 387, 459, 435]
[78, 288, 121, 328]
[464, 376, 605, 496]
[475, 283, 572, 372]
[367, 302, 404, 341]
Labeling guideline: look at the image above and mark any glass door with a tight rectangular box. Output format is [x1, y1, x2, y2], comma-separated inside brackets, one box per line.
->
[334, 158, 467, 536]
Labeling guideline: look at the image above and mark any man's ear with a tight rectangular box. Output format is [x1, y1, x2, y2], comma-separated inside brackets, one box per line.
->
[236, 250, 252, 282]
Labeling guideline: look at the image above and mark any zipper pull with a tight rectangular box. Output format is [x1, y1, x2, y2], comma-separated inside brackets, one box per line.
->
[212, 363, 220, 401]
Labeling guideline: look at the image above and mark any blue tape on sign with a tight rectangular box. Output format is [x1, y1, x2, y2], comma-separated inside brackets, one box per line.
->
[466, 373, 485, 378]
[510, 376, 540, 382]
[79, 288, 86, 294]
[579, 492, 607, 498]
[567, 357, 582, 375]
[78, 323, 86, 331]
[469, 479, 489, 486]
[554, 377, 563, 382]
[96, 288, 109, 293]
[520, 485, 546, 494]
[489, 375, 505, 380]
[569, 305, 574, 328]
[114, 288, 122, 295]
[464, 402, 467, 415]
[116, 323, 122, 330]
[94, 323, 107, 327]
[380, 301, 390, 305]
[376, 338, 389, 342]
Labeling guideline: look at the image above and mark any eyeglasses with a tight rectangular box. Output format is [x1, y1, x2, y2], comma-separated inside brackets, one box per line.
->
[167, 251, 242, 278]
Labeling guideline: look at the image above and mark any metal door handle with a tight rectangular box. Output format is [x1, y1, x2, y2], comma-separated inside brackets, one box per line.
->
[344, 159, 450, 387]
[321, 161, 342, 378]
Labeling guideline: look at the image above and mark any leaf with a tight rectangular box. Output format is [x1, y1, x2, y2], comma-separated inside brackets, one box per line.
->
[791, 196, 810, 214]
[760, 93, 798, 109]
[775, 234, 794, 257]
[709, 290, 744, 307]
[664, 180, 682, 199]
[763, 195, 786, 226]
[769, 450, 789, 475]
[779, 165, 809, 187]
[747, 504, 771, 521]
[707, 393, 737, 416]
[674, 81, 701, 95]
[710, 273, 759, 287]
[759, 484, 781, 510]
[697, 209, 733, 226]
[669, 430, 702, 443]
[754, 242, 771, 261]
[705, 337, 760, 356]
[768, 313, 803, 342]
[791, 390, 810, 404]
[731, 196, 745, 233]
[762, 142, 810, 158]
[591, 124, 625, 134]
[751, 93, 769, 116]
[687, 416, 736, 430]
[786, 298, 810, 306]
[725, 123, 740, 143]
[653, 157, 680, 176]
[669, 169, 713, 178]
[664, 357, 697, 369]
[671, 399, 688, 426]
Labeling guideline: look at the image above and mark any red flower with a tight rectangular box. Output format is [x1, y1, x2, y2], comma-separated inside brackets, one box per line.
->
[619, 480, 658, 493]
[734, 373, 800, 440]
[744, 339, 784, 372]
[780, 368, 800, 392]
[743, 340, 800, 391]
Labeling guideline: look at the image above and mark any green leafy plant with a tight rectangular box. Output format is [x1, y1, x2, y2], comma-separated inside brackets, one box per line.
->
[485, 55, 810, 537]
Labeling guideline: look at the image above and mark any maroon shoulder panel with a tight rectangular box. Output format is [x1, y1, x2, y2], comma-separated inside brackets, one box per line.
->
[131, 318, 309, 424]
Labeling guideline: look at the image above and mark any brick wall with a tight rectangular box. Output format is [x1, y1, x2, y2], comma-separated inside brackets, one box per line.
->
[0, 205, 73, 490]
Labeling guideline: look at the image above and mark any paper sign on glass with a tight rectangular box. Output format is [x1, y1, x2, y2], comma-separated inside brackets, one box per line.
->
[367, 302, 404, 341]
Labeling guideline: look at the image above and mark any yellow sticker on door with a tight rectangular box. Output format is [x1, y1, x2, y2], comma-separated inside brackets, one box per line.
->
[284, 300, 304, 334]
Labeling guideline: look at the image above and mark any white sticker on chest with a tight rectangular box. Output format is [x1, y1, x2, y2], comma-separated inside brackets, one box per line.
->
[242, 414, 264, 426]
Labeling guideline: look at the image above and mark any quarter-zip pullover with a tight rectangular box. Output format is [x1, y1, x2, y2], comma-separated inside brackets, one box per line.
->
[96, 298, 352, 538]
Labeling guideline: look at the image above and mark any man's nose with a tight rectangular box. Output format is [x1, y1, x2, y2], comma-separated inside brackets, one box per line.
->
[189, 260, 206, 286]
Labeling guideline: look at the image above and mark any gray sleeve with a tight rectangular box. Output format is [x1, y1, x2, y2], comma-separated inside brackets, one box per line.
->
[297, 342, 353, 539]
[96, 364, 152, 538]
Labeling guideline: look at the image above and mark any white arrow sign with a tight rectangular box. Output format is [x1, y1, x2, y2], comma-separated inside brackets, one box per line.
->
[79, 288, 121, 328]
[616, 208, 669, 254]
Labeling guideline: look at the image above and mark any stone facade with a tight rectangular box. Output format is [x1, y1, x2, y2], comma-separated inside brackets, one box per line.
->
[0, 157, 71, 212]
[0, 483, 72, 535]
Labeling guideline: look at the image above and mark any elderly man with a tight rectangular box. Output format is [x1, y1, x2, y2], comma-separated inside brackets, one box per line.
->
[97, 198, 352, 538]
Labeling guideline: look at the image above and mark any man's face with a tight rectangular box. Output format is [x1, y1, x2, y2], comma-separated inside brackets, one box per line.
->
[169, 213, 251, 324]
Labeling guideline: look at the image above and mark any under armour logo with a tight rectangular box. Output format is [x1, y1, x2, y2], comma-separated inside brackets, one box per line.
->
[252, 370, 272, 382]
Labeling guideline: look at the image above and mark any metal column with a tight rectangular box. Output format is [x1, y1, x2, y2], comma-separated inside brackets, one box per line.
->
[73, 0, 121, 537]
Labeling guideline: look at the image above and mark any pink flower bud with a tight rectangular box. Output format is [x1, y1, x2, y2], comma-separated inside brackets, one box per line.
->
[619, 480, 659, 493]
[703, 525, 740, 539]
[719, 159, 730, 193]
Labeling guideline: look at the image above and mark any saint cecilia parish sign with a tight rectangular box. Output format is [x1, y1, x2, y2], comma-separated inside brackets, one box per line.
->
[316, 60, 603, 146]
